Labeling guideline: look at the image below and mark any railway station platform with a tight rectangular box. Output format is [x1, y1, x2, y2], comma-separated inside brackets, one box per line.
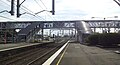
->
[50, 42, 120, 65]
[0, 41, 52, 52]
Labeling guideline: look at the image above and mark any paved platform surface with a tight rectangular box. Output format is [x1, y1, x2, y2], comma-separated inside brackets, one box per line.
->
[0, 43, 31, 50]
[0, 41, 52, 51]
[52, 42, 120, 65]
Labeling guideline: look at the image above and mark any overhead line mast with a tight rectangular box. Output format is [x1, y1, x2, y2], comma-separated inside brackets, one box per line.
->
[17, 0, 20, 17]
[52, 0, 55, 15]
[10, 0, 14, 15]
[1, 0, 55, 17]
[0, 0, 15, 15]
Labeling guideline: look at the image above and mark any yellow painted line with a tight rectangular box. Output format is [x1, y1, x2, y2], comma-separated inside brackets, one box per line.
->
[56, 43, 69, 65]
[42, 41, 69, 65]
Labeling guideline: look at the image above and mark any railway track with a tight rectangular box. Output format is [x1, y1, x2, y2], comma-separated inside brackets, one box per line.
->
[0, 39, 69, 65]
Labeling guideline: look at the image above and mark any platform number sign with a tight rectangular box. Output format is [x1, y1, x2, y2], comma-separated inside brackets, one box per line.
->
[64, 23, 75, 27]
[44, 23, 53, 28]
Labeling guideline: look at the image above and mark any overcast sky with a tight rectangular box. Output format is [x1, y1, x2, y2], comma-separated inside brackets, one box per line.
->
[0, 0, 120, 21]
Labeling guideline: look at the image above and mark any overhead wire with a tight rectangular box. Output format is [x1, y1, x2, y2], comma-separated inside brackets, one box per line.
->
[34, 0, 43, 9]
[34, 0, 51, 20]
[17, 1, 46, 20]
[1, 0, 55, 21]
[0, 0, 15, 20]
[0, 0, 10, 6]
[0, 0, 10, 13]
[0, 15, 14, 20]
[34, 0, 56, 21]
[0, 0, 37, 20]
[39, 0, 56, 20]
[5, 0, 46, 21]
[15, 0, 46, 20]
[20, 5, 46, 20]
[39, 0, 48, 9]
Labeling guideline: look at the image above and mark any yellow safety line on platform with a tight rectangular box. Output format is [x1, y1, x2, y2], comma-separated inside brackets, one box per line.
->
[56, 43, 69, 65]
